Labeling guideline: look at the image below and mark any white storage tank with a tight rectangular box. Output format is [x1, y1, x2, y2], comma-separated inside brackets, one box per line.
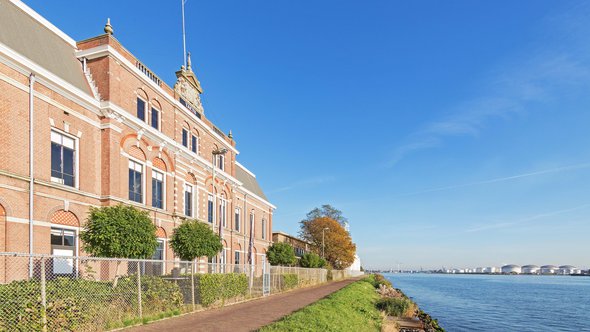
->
[540, 265, 558, 274]
[521, 265, 539, 274]
[501, 264, 521, 274]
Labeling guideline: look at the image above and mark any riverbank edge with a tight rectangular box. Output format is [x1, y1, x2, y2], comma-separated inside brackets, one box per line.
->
[373, 274, 445, 332]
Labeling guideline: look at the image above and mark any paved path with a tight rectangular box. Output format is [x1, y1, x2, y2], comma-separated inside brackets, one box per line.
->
[125, 277, 362, 332]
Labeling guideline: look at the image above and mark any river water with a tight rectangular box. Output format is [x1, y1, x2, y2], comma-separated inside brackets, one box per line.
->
[384, 273, 590, 332]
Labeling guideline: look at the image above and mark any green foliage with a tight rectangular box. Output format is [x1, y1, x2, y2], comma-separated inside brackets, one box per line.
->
[170, 219, 223, 261]
[282, 274, 299, 290]
[0, 276, 183, 331]
[299, 253, 326, 268]
[371, 273, 392, 288]
[266, 242, 296, 266]
[260, 277, 381, 331]
[195, 273, 248, 307]
[301, 204, 348, 226]
[375, 297, 416, 317]
[81, 205, 158, 259]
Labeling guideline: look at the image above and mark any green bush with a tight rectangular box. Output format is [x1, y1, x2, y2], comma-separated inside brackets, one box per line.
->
[299, 253, 326, 268]
[282, 274, 298, 290]
[0, 275, 184, 331]
[195, 273, 248, 307]
[376, 297, 415, 317]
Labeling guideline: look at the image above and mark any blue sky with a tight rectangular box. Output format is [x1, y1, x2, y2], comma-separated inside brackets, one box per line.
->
[26, 1, 590, 270]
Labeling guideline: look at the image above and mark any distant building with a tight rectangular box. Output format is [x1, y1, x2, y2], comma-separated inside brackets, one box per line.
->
[521, 265, 540, 274]
[558, 265, 580, 275]
[483, 266, 499, 274]
[501, 264, 521, 274]
[540, 265, 558, 274]
[475, 267, 484, 273]
[272, 232, 311, 258]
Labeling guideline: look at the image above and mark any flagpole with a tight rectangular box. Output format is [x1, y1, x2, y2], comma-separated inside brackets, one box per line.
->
[181, 0, 187, 67]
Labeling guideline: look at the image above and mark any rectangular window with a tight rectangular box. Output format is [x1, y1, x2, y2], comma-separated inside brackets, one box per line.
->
[182, 129, 188, 148]
[220, 199, 227, 228]
[137, 98, 146, 121]
[234, 208, 240, 232]
[191, 135, 198, 154]
[262, 219, 267, 240]
[217, 154, 225, 171]
[151, 170, 164, 209]
[185, 184, 193, 217]
[207, 194, 214, 223]
[51, 131, 76, 187]
[234, 251, 240, 265]
[128, 160, 143, 203]
[151, 107, 159, 130]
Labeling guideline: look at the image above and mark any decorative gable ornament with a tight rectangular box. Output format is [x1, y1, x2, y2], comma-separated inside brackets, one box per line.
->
[174, 53, 204, 115]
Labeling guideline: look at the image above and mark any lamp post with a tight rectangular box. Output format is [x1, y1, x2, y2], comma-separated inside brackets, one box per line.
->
[212, 148, 227, 268]
[322, 227, 329, 259]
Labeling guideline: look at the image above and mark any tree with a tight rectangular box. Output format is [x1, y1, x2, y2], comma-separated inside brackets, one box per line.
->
[302, 204, 348, 227]
[81, 205, 158, 258]
[299, 217, 356, 269]
[266, 242, 296, 266]
[170, 220, 223, 261]
[80, 205, 158, 287]
[299, 252, 326, 268]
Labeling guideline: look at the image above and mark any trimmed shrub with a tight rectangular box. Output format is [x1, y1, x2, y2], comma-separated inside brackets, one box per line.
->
[282, 274, 298, 290]
[0, 275, 184, 331]
[195, 273, 248, 307]
[376, 297, 416, 317]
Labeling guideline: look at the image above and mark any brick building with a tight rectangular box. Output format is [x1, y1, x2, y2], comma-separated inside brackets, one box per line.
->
[0, 0, 275, 281]
[272, 232, 311, 259]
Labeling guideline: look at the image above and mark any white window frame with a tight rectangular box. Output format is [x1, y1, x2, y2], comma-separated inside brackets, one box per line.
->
[234, 207, 241, 232]
[217, 154, 225, 171]
[262, 219, 267, 240]
[128, 159, 145, 204]
[50, 225, 79, 275]
[151, 169, 165, 210]
[184, 183, 194, 217]
[220, 197, 227, 228]
[182, 128, 189, 148]
[50, 129, 79, 189]
[208, 194, 215, 224]
[150, 106, 161, 131]
[191, 134, 199, 154]
[137, 97, 147, 122]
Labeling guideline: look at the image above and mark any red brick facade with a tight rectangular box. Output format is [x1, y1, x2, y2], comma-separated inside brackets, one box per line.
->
[0, 1, 274, 282]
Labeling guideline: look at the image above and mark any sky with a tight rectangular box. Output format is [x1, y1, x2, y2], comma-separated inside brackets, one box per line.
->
[24, 0, 590, 270]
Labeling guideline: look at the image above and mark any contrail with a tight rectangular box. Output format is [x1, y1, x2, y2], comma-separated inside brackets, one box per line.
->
[398, 162, 590, 197]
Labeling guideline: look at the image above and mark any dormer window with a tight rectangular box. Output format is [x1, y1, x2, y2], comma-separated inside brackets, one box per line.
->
[137, 98, 146, 121]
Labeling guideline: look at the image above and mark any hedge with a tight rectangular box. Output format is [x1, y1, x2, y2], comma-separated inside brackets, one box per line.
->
[0, 276, 183, 331]
[282, 274, 298, 290]
[194, 273, 248, 307]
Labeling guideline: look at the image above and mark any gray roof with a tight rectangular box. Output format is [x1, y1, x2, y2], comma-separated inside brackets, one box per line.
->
[235, 164, 268, 201]
[0, 0, 90, 93]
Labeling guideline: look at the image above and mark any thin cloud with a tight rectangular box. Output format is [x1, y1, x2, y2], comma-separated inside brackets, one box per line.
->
[465, 203, 590, 233]
[397, 162, 590, 198]
[385, 15, 590, 169]
[268, 175, 336, 194]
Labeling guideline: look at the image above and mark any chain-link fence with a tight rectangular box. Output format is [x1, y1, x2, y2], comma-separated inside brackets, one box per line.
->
[0, 252, 337, 331]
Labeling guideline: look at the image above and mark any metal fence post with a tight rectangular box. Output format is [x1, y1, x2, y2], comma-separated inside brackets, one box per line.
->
[137, 263, 143, 319]
[190, 261, 195, 311]
[40, 257, 47, 332]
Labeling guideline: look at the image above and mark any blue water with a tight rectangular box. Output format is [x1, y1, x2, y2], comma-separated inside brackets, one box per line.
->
[385, 273, 590, 332]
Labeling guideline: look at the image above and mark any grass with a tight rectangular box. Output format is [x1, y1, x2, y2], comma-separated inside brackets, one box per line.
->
[259, 277, 382, 332]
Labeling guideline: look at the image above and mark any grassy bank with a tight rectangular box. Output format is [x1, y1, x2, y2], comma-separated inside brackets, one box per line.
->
[259, 277, 381, 332]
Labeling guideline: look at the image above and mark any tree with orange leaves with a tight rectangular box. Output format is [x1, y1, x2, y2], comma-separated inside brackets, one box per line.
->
[299, 216, 356, 269]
